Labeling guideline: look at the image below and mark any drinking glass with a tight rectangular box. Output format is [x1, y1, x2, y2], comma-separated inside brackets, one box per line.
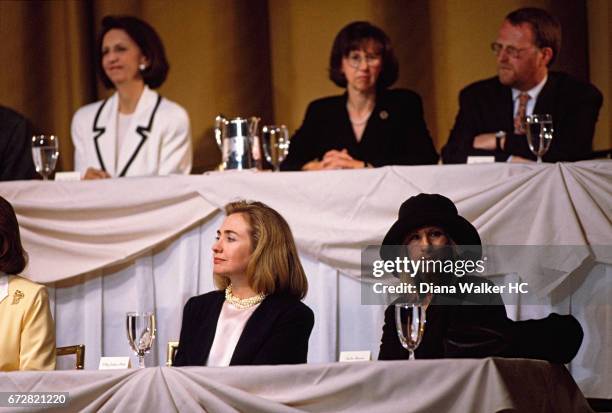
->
[126, 312, 156, 368]
[395, 298, 427, 360]
[31, 135, 59, 180]
[525, 114, 553, 163]
[261, 125, 290, 171]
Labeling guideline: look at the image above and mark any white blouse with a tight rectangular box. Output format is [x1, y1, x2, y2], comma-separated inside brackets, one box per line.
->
[115, 112, 133, 167]
[206, 301, 260, 367]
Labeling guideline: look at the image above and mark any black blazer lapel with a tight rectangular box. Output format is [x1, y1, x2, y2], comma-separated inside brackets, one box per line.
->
[532, 74, 556, 115]
[194, 292, 224, 366]
[117, 94, 163, 177]
[337, 93, 360, 152]
[495, 82, 515, 134]
[229, 295, 280, 365]
[92, 99, 110, 172]
[358, 90, 392, 158]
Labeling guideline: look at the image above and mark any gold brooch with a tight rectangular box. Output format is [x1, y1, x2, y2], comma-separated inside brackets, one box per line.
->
[12, 290, 24, 304]
[379, 110, 389, 120]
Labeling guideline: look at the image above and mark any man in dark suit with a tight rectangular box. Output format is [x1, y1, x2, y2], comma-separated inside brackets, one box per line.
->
[0, 106, 37, 180]
[442, 8, 602, 163]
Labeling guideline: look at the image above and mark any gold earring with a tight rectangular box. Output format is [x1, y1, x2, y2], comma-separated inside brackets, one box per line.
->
[139, 64, 146, 71]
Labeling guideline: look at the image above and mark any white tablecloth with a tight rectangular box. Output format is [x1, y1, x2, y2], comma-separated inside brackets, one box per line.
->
[0, 162, 611, 398]
[0, 359, 594, 413]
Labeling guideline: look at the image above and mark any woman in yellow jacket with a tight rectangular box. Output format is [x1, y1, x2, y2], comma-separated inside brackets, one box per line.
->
[0, 196, 55, 371]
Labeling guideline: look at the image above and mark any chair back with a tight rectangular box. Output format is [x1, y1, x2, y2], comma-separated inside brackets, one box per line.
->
[56, 345, 85, 370]
[167, 341, 179, 366]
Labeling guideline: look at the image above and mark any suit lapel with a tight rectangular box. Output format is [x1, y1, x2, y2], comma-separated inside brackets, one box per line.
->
[496, 81, 515, 132]
[230, 295, 280, 365]
[117, 86, 162, 177]
[92, 94, 118, 174]
[197, 292, 224, 366]
[339, 93, 359, 151]
[533, 74, 555, 115]
[359, 90, 389, 153]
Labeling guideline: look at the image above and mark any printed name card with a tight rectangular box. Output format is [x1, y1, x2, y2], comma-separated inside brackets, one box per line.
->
[339, 351, 371, 362]
[99, 357, 131, 370]
[54, 172, 82, 181]
[467, 156, 495, 164]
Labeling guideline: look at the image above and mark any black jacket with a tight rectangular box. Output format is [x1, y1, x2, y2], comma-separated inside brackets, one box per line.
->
[379, 276, 510, 360]
[280, 89, 439, 170]
[173, 290, 314, 366]
[442, 72, 603, 163]
[0, 106, 37, 181]
[378, 277, 583, 363]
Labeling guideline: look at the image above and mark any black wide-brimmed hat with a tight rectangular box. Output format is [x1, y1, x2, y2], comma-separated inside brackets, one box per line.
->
[382, 193, 481, 248]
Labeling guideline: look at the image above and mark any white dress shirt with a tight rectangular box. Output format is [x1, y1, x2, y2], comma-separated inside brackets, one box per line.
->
[506, 75, 548, 162]
[512, 74, 548, 117]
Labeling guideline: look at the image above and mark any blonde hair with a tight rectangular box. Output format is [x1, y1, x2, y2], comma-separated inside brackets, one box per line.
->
[213, 200, 308, 299]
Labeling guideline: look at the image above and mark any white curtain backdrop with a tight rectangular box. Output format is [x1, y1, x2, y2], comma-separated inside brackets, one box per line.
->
[1, 161, 610, 397]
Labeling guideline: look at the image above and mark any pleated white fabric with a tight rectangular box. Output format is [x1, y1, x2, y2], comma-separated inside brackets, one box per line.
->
[0, 161, 610, 398]
[0, 359, 593, 413]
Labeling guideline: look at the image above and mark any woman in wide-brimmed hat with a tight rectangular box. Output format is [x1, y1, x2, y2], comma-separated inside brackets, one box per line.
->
[378, 193, 584, 363]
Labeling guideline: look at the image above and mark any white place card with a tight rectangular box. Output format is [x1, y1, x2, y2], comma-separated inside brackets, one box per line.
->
[339, 351, 371, 362]
[54, 171, 82, 181]
[467, 156, 495, 164]
[99, 357, 131, 370]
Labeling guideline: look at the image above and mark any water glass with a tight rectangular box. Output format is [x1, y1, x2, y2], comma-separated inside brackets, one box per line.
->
[31, 135, 59, 180]
[126, 312, 156, 368]
[525, 114, 553, 163]
[395, 300, 427, 360]
[261, 125, 290, 171]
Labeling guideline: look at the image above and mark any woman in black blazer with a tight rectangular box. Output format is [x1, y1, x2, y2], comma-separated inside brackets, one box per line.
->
[173, 201, 314, 367]
[280, 21, 438, 171]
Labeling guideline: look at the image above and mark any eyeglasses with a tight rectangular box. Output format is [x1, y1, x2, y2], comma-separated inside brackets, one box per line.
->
[490, 42, 536, 59]
[345, 52, 382, 69]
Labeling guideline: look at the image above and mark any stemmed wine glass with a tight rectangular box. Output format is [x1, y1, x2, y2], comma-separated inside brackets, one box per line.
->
[126, 312, 156, 368]
[525, 114, 553, 164]
[261, 125, 290, 171]
[31, 135, 59, 180]
[395, 295, 427, 360]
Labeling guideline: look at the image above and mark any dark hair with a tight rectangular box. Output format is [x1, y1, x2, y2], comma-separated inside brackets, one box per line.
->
[0, 196, 27, 275]
[329, 21, 398, 90]
[97, 15, 169, 89]
[506, 8, 561, 66]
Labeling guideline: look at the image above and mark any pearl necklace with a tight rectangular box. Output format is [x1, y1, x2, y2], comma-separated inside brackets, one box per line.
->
[225, 284, 266, 309]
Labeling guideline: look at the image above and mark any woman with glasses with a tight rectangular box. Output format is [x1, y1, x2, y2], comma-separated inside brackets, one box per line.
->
[280, 21, 438, 171]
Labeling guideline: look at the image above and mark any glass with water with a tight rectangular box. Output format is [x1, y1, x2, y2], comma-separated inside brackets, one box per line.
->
[31, 135, 59, 180]
[395, 300, 427, 360]
[126, 312, 156, 368]
[525, 114, 553, 163]
[261, 125, 290, 171]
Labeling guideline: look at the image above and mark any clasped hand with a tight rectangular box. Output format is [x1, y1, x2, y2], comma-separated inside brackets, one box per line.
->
[303, 149, 366, 170]
[83, 167, 112, 180]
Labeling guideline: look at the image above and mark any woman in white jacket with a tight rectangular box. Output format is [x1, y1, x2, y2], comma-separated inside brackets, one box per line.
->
[71, 15, 192, 179]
